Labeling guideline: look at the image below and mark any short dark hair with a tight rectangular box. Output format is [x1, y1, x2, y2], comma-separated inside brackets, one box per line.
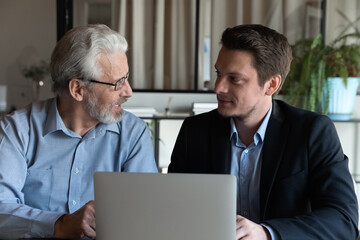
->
[220, 24, 292, 94]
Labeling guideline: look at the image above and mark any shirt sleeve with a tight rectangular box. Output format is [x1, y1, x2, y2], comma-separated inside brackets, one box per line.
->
[261, 223, 280, 240]
[0, 115, 63, 238]
[121, 117, 158, 173]
[0, 203, 64, 238]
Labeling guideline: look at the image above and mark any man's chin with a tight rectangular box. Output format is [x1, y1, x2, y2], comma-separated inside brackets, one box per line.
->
[110, 111, 124, 123]
[217, 108, 244, 120]
[99, 110, 123, 124]
[217, 108, 233, 118]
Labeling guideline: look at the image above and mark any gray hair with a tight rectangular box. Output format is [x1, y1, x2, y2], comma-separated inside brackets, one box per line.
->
[50, 24, 128, 95]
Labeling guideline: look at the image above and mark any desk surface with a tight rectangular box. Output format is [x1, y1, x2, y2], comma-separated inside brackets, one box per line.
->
[352, 174, 360, 183]
[333, 118, 360, 123]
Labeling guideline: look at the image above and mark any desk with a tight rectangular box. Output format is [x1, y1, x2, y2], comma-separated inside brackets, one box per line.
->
[353, 174, 360, 184]
[333, 118, 360, 123]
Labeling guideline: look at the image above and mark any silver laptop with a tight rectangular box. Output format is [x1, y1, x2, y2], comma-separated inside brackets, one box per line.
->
[94, 172, 236, 240]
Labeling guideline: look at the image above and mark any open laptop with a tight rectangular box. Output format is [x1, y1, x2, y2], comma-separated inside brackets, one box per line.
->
[94, 172, 236, 240]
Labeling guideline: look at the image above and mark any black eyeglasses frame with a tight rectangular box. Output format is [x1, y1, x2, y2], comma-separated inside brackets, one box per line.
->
[79, 72, 130, 91]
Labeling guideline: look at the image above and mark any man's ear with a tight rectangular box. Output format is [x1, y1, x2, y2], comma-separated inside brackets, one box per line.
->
[68, 79, 85, 101]
[265, 75, 281, 96]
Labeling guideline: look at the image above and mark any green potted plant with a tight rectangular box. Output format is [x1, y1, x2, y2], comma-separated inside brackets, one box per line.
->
[21, 60, 50, 100]
[282, 35, 325, 113]
[322, 32, 360, 119]
[283, 20, 360, 120]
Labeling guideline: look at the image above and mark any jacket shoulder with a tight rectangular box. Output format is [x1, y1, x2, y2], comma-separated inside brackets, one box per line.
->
[273, 99, 331, 124]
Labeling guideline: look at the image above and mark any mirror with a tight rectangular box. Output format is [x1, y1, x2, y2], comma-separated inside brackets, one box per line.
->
[71, 0, 326, 91]
[73, 0, 198, 91]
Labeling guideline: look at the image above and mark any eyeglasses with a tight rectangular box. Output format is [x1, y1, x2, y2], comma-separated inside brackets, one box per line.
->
[80, 72, 130, 91]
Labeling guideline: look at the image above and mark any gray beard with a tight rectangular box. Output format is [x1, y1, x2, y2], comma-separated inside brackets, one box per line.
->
[84, 92, 127, 124]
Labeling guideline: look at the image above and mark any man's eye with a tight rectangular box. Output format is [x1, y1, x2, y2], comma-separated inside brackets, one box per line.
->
[229, 76, 238, 82]
[215, 71, 221, 77]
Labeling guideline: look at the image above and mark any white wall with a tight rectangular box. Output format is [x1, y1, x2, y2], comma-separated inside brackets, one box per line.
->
[0, 0, 56, 110]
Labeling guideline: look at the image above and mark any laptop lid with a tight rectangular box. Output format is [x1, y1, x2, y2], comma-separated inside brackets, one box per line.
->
[94, 172, 236, 240]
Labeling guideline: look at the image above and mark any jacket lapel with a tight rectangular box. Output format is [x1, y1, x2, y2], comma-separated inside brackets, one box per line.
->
[211, 111, 232, 174]
[260, 100, 290, 219]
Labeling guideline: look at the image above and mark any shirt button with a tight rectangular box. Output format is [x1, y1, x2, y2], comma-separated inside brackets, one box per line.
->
[72, 200, 77, 206]
[74, 168, 79, 174]
[243, 211, 248, 216]
[244, 149, 248, 154]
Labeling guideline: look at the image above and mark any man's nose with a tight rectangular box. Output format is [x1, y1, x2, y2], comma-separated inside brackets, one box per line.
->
[214, 77, 229, 94]
[120, 80, 133, 98]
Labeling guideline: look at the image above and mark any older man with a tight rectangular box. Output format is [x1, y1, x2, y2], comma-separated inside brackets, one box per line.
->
[0, 24, 157, 239]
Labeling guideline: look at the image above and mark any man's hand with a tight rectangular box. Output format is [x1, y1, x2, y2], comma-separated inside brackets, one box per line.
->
[54, 200, 96, 239]
[236, 215, 271, 240]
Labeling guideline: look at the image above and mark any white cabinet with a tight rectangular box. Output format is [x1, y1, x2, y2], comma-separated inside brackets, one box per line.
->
[334, 121, 360, 175]
[143, 117, 185, 173]
[158, 120, 183, 172]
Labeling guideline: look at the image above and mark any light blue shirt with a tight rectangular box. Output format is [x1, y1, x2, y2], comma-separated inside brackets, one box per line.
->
[0, 98, 158, 238]
[230, 105, 279, 239]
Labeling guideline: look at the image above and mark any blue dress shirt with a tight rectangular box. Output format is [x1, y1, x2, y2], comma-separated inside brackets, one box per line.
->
[0, 98, 158, 238]
[230, 105, 279, 239]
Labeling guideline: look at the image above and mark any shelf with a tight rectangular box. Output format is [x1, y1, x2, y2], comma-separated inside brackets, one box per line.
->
[352, 174, 360, 184]
[333, 119, 360, 123]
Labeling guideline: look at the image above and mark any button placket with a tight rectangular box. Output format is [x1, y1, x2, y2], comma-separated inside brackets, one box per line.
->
[68, 141, 84, 212]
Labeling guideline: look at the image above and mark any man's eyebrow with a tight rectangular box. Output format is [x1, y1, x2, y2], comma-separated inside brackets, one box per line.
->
[214, 67, 247, 77]
[112, 72, 129, 82]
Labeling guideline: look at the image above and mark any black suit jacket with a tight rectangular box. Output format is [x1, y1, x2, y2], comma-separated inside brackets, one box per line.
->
[169, 99, 358, 239]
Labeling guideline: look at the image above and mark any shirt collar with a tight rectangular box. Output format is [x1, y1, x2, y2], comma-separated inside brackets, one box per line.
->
[43, 98, 65, 136]
[44, 98, 121, 137]
[229, 104, 272, 146]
